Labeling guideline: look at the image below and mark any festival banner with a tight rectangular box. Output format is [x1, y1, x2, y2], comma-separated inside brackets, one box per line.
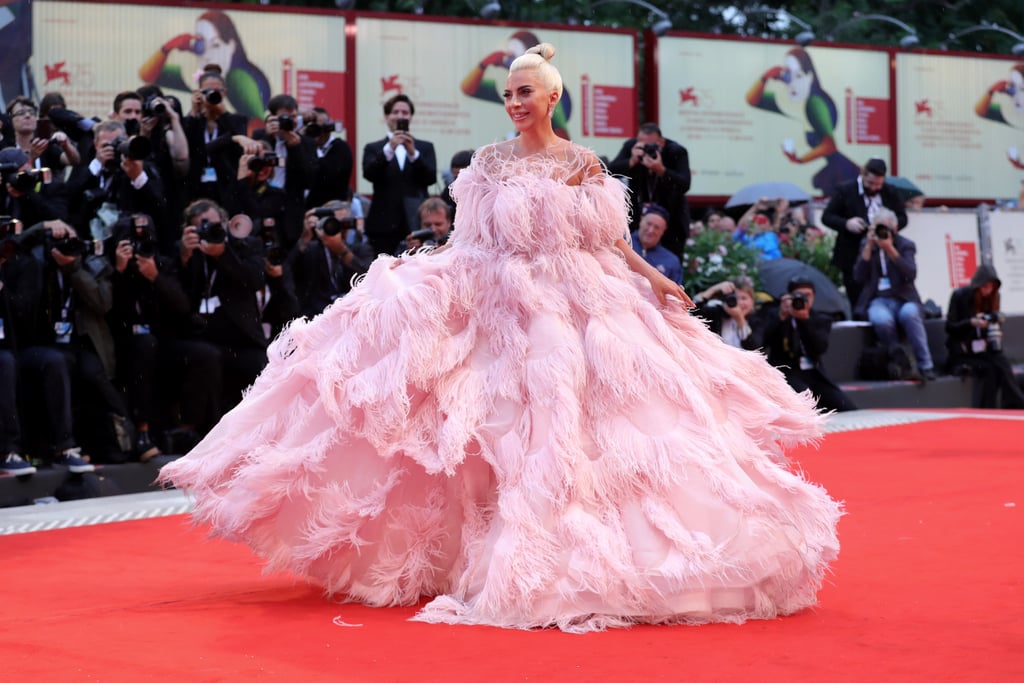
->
[354, 18, 636, 195]
[895, 52, 1024, 202]
[655, 36, 891, 200]
[900, 211, 981, 313]
[30, 1, 347, 125]
[989, 211, 1024, 314]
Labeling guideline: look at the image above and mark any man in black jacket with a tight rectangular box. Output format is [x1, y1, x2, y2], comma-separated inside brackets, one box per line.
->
[361, 94, 437, 257]
[759, 276, 857, 412]
[607, 122, 692, 257]
[821, 158, 907, 314]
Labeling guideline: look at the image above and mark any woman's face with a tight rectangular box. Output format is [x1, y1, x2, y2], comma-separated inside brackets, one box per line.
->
[196, 19, 235, 72]
[785, 55, 813, 103]
[979, 281, 996, 297]
[504, 69, 557, 134]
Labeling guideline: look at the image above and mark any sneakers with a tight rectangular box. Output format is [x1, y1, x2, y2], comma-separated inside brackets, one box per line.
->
[2, 453, 37, 476]
[53, 447, 95, 474]
[135, 430, 161, 463]
[920, 368, 938, 383]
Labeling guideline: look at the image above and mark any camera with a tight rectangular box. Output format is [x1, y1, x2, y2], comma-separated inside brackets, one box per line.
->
[276, 114, 295, 132]
[247, 153, 282, 173]
[723, 293, 738, 308]
[790, 292, 808, 311]
[142, 96, 168, 119]
[1, 165, 52, 194]
[201, 88, 223, 105]
[195, 218, 227, 244]
[129, 214, 157, 258]
[873, 224, 890, 240]
[46, 230, 99, 258]
[106, 135, 152, 169]
[317, 213, 357, 237]
[643, 142, 659, 158]
[409, 228, 436, 243]
[260, 218, 285, 266]
[395, 118, 409, 133]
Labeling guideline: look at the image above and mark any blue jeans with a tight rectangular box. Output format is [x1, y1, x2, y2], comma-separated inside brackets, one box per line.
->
[867, 297, 934, 371]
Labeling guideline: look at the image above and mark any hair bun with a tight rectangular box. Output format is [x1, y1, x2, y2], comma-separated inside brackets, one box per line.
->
[526, 43, 556, 61]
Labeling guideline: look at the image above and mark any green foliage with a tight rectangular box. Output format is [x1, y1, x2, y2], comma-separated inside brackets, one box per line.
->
[682, 229, 763, 294]
[779, 229, 844, 287]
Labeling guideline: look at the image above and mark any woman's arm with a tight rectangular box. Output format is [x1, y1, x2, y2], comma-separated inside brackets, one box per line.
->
[614, 238, 693, 308]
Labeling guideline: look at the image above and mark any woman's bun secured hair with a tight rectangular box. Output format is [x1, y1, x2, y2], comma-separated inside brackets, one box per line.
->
[525, 43, 556, 62]
[509, 42, 563, 100]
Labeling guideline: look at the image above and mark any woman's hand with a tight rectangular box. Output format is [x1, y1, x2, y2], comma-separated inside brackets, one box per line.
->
[646, 269, 693, 308]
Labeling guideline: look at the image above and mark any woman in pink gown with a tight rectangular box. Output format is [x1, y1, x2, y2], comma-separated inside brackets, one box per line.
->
[159, 44, 841, 633]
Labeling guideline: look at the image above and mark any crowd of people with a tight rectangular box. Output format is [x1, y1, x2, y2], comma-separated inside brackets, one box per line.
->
[0, 64, 1019, 479]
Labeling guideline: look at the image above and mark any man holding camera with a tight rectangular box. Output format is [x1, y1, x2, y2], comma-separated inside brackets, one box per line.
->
[66, 119, 166, 243]
[182, 68, 260, 205]
[253, 94, 312, 246]
[822, 158, 907, 314]
[178, 199, 267, 414]
[0, 146, 68, 228]
[608, 122, 692, 257]
[226, 140, 287, 244]
[362, 94, 437, 257]
[305, 107, 354, 209]
[945, 264, 1024, 408]
[393, 197, 452, 256]
[852, 207, 936, 382]
[6, 96, 80, 173]
[759, 276, 857, 412]
[290, 200, 373, 317]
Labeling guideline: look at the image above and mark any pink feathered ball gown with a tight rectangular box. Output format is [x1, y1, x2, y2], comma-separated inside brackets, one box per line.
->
[159, 144, 841, 632]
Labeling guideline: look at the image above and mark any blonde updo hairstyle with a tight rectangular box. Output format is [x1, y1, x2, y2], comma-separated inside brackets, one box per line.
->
[508, 43, 564, 103]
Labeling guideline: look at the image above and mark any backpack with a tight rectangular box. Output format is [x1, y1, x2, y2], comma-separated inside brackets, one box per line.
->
[858, 343, 914, 381]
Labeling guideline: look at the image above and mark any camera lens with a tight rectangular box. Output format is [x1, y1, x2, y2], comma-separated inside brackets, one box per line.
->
[203, 88, 223, 105]
[643, 143, 659, 157]
[724, 294, 738, 308]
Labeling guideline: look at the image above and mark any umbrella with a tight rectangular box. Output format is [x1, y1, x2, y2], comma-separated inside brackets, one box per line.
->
[758, 258, 851, 321]
[725, 181, 812, 209]
[885, 176, 924, 203]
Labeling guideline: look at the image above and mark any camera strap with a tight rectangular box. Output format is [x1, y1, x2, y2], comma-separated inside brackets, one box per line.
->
[877, 251, 892, 292]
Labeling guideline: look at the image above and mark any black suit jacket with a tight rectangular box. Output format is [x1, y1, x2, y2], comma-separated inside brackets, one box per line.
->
[821, 179, 907, 274]
[607, 137, 691, 255]
[362, 136, 437, 254]
[66, 162, 166, 240]
[182, 113, 249, 204]
[307, 137, 354, 208]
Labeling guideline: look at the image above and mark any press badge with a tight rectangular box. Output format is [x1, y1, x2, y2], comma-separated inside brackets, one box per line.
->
[132, 324, 151, 336]
[262, 322, 272, 339]
[799, 356, 814, 370]
[201, 167, 218, 183]
[0, 319, 5, 340]
[971, 339, 987, 353]
[878, 277, 892, 291]
[54, 320, 72, 344]
[199, 296, 221, 315]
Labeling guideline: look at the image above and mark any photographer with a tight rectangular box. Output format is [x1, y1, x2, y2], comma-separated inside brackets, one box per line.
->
[135, 86, 190, 253]
[6, 96, 80, 171]
[108, 213, 197, 459]
[692, 277, 762, 350]
[733, 197, 784, 260]
[945, 265, 1024, 409]
[225, 141, 288, 245]
[182, 68, 260, 205]
[607, 122, 692, 257]
[852, 207, 937, 382]
[304, 107, 353, 209]
[252, 95, 312, 247]
[290, 200, 372, 317]
[178, 199, 266, 413]
[0, 146, 68, 227]
[393, 197, 452, 256]
[759, 276, 857, 412]
[18, 218, 141, 463]
[66, 120, 166, 244]
[247, 214, 300, 342]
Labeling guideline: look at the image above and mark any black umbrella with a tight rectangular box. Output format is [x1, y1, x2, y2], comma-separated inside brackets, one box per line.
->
[725, 181, 812, 209]
[758, 258, 851, 320]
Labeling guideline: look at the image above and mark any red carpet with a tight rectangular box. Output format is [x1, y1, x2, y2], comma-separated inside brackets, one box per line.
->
[1, 414, 1022, 682]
